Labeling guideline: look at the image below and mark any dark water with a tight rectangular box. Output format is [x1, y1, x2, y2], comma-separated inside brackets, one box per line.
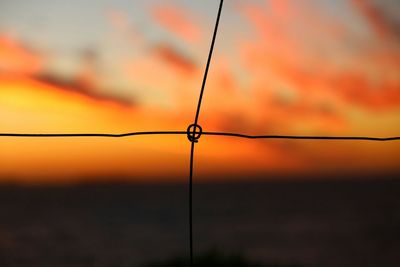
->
[0, 178, 399, 267]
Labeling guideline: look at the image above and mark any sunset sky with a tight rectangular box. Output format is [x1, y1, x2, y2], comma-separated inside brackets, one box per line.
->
[0, 0, 399, 184]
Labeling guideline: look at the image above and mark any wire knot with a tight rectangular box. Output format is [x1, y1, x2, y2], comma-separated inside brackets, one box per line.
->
[187, 124, 203, 143]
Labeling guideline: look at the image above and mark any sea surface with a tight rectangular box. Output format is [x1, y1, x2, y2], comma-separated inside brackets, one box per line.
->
[0, 178, 399, 267]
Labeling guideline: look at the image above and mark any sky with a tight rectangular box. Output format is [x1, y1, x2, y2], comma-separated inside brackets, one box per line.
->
[0, 0, 399, 184]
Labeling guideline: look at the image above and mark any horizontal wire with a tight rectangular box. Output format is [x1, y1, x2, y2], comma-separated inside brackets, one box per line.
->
[0, 131, 186, 138]
[202, 132, 400, 141]
[0, 131, 399, 141]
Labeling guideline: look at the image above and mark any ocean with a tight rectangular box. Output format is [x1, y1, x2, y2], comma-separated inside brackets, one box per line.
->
[0, 178, 399, 267]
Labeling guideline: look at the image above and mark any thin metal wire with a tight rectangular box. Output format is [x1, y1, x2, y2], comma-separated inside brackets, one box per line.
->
[0, 131, 185, 138]
[1, 0, 400, 266]
[193, 0, 225, 127]
[202, 132, 400, 141]
[1, 131, 399, 141]
[189, 141, 195, 266]
[188, 1, 224, 264]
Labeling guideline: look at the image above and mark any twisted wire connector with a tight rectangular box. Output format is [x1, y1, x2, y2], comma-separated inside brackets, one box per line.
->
[187, 124, 203, 143]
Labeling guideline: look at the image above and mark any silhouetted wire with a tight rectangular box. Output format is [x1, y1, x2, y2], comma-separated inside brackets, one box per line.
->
[1, 0, 399, 266]
[0, 131, 186, 138]
[188, 1, 224, 265]
[193, 0, 224, 126]
[1, 131, 399, 141]
[189, 141, 195, 266]
[201, 132, 400, 141]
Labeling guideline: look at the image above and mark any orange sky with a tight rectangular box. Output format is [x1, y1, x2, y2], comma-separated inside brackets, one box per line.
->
[0, 0, 399, 184]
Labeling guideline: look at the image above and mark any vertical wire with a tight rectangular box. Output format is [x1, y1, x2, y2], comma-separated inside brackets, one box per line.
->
[189, 141, 195, 266]
[189, 1, 224, 265]
[193, 0, 224, 125]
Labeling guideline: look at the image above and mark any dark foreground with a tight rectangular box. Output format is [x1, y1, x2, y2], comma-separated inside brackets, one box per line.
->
[0, 178, 399, 267]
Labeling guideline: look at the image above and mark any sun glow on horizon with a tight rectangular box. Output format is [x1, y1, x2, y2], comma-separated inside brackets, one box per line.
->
[0, 0, 399, 183]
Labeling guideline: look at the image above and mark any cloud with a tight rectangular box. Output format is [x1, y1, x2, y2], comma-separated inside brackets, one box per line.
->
[152, 44, 197, 75]
[105, 8, 144, 46]
[107, 9, 130, 32]
[351, 0, 400, 39]
[35, 73, 135, 108]
[0, 35, 42, 75]
[0, 40, 135, 108]
[237, 1, 400, 113]
[330, 70, 400, 110]
[152, 4, 202, 43]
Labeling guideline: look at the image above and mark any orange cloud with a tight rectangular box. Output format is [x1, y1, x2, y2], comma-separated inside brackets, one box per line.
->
[152, 5, 202, 43]
[331, 70, 400, 110]
[152, 44, 197, 75]
[0, 35, 42, 75]
[238, 1, 400, 113]
[35, 74, 134, 108]
[268, 0, 297, 21]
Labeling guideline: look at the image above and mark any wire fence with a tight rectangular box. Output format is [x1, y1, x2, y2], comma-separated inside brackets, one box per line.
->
[1, 0, 400, 265]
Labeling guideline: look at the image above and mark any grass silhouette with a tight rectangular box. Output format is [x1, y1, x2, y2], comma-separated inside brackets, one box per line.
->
[141, 250, 305, 267]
